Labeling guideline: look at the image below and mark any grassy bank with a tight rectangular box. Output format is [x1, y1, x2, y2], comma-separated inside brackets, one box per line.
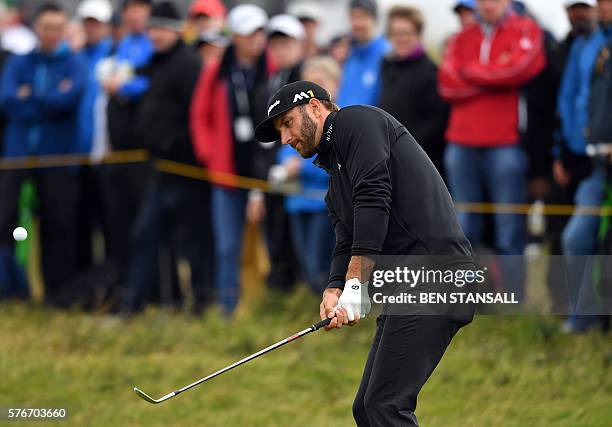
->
[0, 289, 610, 426]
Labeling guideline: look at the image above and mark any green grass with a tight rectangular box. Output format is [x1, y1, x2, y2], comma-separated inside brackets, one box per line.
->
[0, 288, 610, 427]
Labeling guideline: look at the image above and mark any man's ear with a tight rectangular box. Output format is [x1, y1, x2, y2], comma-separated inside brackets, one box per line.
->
[309, 98, 321, 118]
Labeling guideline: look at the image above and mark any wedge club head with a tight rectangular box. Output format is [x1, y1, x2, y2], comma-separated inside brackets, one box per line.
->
[134, 387, 176, 404]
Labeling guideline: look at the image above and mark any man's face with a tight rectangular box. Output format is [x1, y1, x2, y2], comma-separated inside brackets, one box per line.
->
[191, 13, 211, 32]
[275, 105, 320, 158]
[567, 4, 596, 34]
[268, 35, 304, 69]
[148, 26, 178, 52]
[350, 8, 375, 43]
[83, 18, 109, 45]
[123, 3, 151, 33]
[300, 18, 318, 41]
[329, 36, 351, 64]
[35, 11, 67, 52]
[233, 29, 267, 60]
[476, 0, 511, 24]
[599, 0, 612, 23]
[456, 7, 477, 29]
[198, 43, 225, 63]
[388, 17, 420, 58]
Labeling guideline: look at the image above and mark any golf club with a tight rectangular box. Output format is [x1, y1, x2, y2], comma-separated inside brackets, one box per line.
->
[134, 317, 332, 404]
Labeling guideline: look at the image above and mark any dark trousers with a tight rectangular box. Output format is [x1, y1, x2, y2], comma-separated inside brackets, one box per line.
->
[123, 173, 214, 312]
[289, 211, 334, 294]
[0, 169, 78, 303]
[75, 165, 113, 270]
[543, 181, 574, 313]
[97, 162, 149, 273]
[353, 315, 462, 426]
[264, 194, 299, 291]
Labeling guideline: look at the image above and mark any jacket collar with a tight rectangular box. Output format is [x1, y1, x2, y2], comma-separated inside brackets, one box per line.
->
[34, 41, 70, 59]
[152, 39, 184, 61]
[219, 44, 271, 80]
[478, 9, 514, 33]
[351, 35, 385, 55]
[385, 44, 426, 64]
[600, 22, 612, 37]
[313, 111, 338, 173]
[84, 37, 113, 57]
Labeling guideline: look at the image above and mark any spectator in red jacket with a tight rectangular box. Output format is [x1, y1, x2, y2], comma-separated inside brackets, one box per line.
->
[190, 4, 274, 314]
[438, 0, 546, 302]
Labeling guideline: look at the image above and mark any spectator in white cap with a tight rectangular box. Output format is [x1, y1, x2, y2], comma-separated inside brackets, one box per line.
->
[190, 3, 276, 314]
[76, 0, 113, 153]
[288, 1, 322, 57]
[74, 0, 115, 272]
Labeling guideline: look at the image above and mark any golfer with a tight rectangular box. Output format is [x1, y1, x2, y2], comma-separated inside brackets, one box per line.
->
[255, 81, 474, 426]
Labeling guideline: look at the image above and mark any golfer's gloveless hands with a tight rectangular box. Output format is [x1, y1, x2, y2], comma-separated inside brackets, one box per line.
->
[320, 288, 344, 331]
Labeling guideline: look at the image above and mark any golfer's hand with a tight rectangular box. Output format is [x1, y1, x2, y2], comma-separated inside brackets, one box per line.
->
[336, 279, 371, 326]
[320, 288, 341, 331]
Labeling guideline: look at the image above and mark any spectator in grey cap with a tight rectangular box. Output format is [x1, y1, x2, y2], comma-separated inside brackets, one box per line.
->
[336, 0, 389, 107]
[288, 1, 322, 58]
[195, 30, 228, 64]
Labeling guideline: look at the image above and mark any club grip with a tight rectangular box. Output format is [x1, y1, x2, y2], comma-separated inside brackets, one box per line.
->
[312, 318, 332, 330]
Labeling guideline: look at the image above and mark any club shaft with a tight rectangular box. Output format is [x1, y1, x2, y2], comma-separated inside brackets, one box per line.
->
[172, 322, 324, 396]
[134, 318, 331, 403]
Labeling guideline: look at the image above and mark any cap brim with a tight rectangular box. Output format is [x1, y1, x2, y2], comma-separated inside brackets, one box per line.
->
[255, 117, 281, 143]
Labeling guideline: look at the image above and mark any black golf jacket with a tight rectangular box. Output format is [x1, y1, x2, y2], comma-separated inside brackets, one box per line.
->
[313, 105, 473, 290]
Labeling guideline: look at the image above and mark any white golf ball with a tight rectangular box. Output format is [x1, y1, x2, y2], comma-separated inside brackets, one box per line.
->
[13, 227, 28, 242]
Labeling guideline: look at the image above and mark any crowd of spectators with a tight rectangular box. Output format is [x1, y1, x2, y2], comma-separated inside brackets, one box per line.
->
[0, 0, 610, 332]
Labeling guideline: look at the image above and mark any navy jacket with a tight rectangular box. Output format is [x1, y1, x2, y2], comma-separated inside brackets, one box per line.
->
[0, 44, 84, 157]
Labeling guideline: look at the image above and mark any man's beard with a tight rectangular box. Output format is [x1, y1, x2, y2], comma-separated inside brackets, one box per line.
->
[296, 108, 318, 158]
[572, 19, 594, 35]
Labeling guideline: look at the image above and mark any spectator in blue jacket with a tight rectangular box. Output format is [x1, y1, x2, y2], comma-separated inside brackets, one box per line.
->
[336, 0, 389, 107]
[76, 0, 114, 157]
[0, 2, 84, 305]
[557, 0, 612, 333]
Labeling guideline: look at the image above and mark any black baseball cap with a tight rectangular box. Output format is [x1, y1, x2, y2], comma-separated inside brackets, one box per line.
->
[255, 80, 331, 143]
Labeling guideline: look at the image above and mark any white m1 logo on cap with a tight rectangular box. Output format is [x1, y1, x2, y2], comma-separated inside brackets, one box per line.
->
[293, 90, 315, 103]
